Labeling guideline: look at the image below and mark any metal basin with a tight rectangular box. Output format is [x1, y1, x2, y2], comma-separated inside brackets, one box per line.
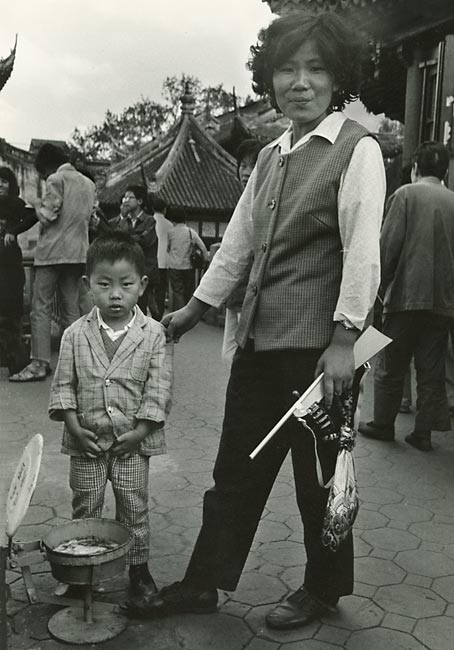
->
[42, 518, 133, 586]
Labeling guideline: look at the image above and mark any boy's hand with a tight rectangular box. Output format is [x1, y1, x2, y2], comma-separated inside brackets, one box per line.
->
[111, 429, 145, 459]
[72, 427, 103, 459]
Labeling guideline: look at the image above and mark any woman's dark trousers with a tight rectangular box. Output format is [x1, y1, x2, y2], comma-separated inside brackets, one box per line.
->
[184, 341, 354, 603]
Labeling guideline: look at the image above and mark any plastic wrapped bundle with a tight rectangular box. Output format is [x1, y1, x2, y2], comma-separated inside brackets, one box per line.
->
[321, 425, 359, 552]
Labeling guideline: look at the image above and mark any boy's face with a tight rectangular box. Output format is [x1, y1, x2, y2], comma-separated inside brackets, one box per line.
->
[84, 258, 148, 328]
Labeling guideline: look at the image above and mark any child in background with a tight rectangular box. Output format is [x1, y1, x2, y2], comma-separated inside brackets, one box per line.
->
[49, 232, 172, 607]
[222, 139, 262, 365]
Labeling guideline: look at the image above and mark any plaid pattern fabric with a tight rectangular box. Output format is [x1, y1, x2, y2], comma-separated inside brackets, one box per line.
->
[236, 119, 370, 351]
[70, 453, 150, 564]
[49, 307, 173, 457]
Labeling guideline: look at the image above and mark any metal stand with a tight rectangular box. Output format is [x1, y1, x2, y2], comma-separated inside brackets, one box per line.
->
[47, 585, 127, 645]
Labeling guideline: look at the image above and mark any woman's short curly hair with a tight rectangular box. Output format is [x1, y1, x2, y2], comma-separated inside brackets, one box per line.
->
[247, 11, 366, 112]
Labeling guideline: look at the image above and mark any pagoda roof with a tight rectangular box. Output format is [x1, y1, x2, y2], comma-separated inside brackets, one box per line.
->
[0, 37, 17, 93]
[99, 93, 242, 214]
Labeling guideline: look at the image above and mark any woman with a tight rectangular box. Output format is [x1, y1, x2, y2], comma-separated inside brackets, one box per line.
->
[135, 12, 386, 631]
[0, 167, 37, 373]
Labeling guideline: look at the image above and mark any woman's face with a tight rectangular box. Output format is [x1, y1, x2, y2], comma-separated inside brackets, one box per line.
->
[272, 39, 338, 139]
[0, 177, 10, 197]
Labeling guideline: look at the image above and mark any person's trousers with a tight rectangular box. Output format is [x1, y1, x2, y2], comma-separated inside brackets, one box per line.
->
[168, 269, 195, 311]
[374, 311, 451, 432]
[70, 453, 150, 565]
[156, 269, 168, 320]
[138, 283, 159, 320]
[184, 341, 354, 602]
[31, 264, 84, 364]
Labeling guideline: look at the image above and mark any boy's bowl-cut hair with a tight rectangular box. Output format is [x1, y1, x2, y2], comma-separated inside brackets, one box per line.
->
[86, 232, 146, 277]
[248, 11, 366, 112]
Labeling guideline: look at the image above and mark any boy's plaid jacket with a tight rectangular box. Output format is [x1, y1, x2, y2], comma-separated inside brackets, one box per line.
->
[49, 307, 173, 456]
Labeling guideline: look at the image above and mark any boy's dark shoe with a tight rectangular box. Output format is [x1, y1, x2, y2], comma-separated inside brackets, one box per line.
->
[405, 432, 432, 452]
[127, 581, 218, 619]
[358, 421, 395, 442]
[265, 586, 337, 630]
[128, 564, 158, 603]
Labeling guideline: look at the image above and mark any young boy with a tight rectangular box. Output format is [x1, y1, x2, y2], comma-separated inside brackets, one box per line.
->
[49, 232, 172, 605]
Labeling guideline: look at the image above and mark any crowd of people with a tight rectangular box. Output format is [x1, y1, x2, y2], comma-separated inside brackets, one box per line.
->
[2, 8, 454, 634]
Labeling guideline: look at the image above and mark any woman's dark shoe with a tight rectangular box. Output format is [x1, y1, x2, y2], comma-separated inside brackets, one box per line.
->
[358, 421, 395, 441]
[127, 580, 218, 619]
[405, 432, 432, 452]
[265, 586, 337, 630]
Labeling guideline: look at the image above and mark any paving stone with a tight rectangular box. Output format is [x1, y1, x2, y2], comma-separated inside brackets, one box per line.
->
[354, 557, 405, 586]
[395, 549, 454, 577]
[220, 599, 251, 619]
[410, 521, 454, 545]
[386, 519, 411, 531]
[279, 566, 305, 591]
[432, 575, 454, 602]
[286, 640, 344, 649]
[255, 520, 291, 543]
[170, 612, 253, 650]
[404, 574, 433, 589]
[325, 594, 383, 630]
[20, 505, 54, 526]
[362, 527, 420, 552]
[445, 604, 454, 617]
[352, 536, 372, 557]
[382, 612, 416, 633]
[266, 495, 300, 516]
[154, 488, 203, 508]
[413, 615, 454, 650]
[259, 541, 305, 568]
[370, 548, 396, 560]
[233, 572, 287, 606]
[346, 627, 427, 649]
[374, 584, 445, 618]
[355, 508, 389, 530]
[244, 638, 280, 649]
[315, 623, 351, 645]
[353, 582, 377, 599]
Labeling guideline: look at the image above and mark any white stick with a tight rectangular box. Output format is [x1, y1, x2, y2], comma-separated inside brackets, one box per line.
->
[249, 326, 392, 460]
[249, 374, 323, 460]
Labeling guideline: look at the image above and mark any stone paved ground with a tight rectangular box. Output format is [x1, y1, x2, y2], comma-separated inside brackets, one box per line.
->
[1, 322, 454, 650]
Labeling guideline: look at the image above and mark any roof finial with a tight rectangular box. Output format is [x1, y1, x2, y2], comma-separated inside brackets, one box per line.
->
[233, 87, 239, 115]
[181, 81, 196, 115]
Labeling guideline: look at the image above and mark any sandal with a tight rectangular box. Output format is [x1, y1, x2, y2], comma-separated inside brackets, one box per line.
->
[9, 362, 49, 382]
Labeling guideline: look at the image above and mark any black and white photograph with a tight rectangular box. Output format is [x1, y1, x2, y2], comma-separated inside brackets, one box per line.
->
[1, 1, 454, 649]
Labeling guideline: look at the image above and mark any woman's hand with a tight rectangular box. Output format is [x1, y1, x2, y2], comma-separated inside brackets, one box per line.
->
[315, 324, 358, 407]
[161, 297, 209, 342]
[4, 233, 16, 246]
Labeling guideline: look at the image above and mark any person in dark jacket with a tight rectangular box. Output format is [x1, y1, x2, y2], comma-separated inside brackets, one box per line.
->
[0, 167, 37, 373]
[110, 185, 159, 320]
[360, 141, 454, 451]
